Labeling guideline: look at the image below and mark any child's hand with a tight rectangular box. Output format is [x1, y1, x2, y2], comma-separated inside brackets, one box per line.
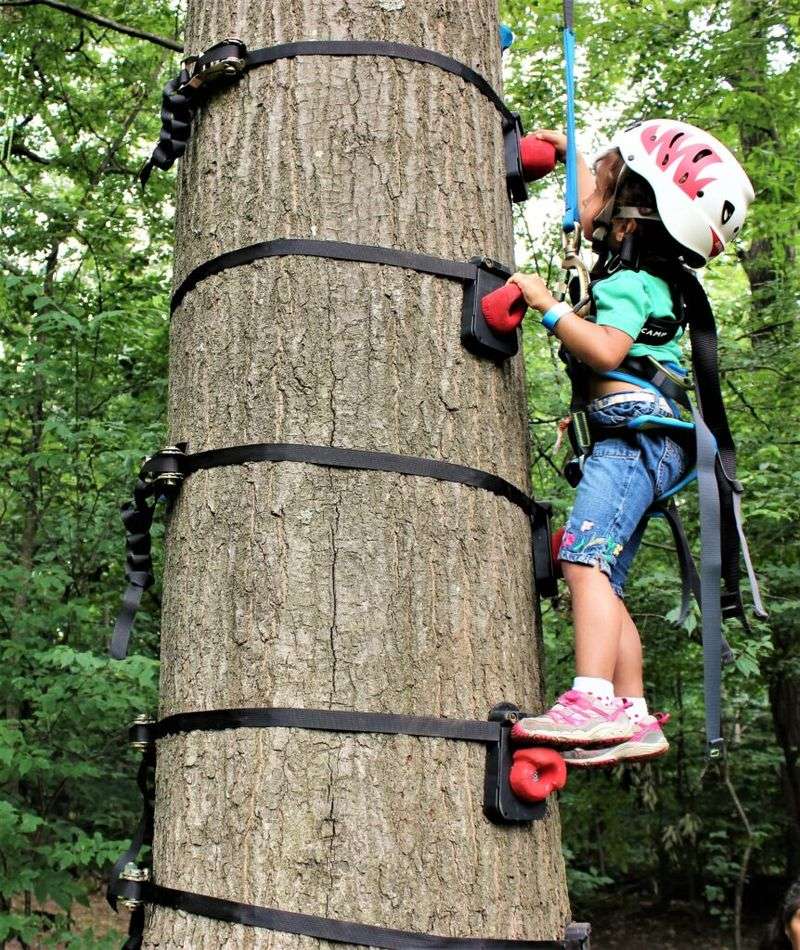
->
[507, 273, 558, 314]
[531, 129, 568, 162]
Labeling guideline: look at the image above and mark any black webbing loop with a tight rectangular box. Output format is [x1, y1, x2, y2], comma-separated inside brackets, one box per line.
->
[181, 442, 535, 514]
[656, 500, 699, 627]
[108, 707, 589, 949]
[655, 501, 734, 663]
[171, 238, 480, 314]
[151, 706, 501, 744]
[111, 442, 550, 659]
[245, 41, 514, 125]
[140, 39, 525, 194]
[135, 883, 583, 949]
[106, 749, 155, 912]
[110, 447, 185, 661]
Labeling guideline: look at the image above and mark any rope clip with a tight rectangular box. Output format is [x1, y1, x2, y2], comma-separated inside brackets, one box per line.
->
[559, 228, 591, 316]
[180, 38, 248, 95]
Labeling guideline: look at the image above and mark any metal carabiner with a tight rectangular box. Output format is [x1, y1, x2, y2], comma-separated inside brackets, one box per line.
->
[557, 228, 591, 317]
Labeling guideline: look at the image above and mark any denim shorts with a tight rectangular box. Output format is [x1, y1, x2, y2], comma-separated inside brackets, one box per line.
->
[558, 393, 689, 598]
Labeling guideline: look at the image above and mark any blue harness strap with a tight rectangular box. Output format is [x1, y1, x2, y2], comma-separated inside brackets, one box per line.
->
[562, 0, 580, 232]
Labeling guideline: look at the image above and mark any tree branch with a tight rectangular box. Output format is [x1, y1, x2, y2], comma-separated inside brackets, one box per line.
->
[9, 142, 50, 164]
[1, 0, 183, 52]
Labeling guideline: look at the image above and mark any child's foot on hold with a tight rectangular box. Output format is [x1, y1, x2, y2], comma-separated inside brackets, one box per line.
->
[562, 712, 670, 768]
[511, 690, 634, 748]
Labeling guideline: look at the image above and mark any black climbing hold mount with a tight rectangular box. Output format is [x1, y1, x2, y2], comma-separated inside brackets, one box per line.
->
[484, 703, 546, 823]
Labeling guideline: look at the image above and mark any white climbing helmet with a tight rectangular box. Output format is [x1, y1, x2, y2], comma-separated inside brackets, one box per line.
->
[613, 119, 754, 266]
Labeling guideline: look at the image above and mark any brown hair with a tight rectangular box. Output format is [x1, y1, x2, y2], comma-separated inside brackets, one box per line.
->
[595, 147, 686, 263]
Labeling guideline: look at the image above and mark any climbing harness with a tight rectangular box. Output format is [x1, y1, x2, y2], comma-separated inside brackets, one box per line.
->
[141, 38, 531, 205]
[108, 703, 589, 949]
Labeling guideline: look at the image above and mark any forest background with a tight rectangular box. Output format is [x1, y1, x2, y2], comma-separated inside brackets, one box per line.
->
[0, 0, 796, 947]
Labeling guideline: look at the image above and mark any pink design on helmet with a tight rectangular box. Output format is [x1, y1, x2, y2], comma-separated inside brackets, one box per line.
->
[640, 123, 723, 200]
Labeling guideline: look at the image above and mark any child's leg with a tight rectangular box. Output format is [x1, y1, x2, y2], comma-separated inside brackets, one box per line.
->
[613, 603, 644, 698]
[513, 436, 657, 746]
[562, 561, 625, 682]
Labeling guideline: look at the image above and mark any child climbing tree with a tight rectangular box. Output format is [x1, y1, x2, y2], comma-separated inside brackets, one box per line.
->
[129, 0, 572, 945]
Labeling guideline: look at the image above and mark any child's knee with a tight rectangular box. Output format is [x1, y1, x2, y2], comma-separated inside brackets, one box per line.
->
[561, 559, 609, 588]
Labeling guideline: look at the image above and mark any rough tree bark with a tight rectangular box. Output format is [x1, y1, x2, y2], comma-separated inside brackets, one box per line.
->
[143, 0, 571, 945]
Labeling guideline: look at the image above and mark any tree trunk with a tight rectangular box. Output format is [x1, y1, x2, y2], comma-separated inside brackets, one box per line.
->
[143, 1, 571, 945]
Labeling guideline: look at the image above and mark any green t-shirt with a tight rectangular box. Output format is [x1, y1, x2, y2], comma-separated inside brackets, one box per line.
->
[592, 268, 685, 368]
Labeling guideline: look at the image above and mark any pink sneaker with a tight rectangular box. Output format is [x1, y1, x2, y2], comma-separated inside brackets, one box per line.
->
[562, 712, 670, 768]
[511, 690, 634, 748]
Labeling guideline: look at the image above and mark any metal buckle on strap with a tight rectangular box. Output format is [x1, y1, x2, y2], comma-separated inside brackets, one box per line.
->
[129, 714, 157, 752]
[141, 445, 186, 493]
[118, 864, 150, 910]
[181, 38, 248, 94]
[644, 355, 693, 392]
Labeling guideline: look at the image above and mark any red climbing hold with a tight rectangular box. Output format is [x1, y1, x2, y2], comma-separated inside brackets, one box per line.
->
[509, 746, 567, 803]
[519, 135, 557, 182]
[481, 283, 527, 334]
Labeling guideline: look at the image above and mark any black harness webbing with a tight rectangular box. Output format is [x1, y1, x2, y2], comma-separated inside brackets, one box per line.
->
[111, 443, 550, 661]
[676, 269, 766, 623]
[109, 708, 589, 949]
[172, 238, 479, 314]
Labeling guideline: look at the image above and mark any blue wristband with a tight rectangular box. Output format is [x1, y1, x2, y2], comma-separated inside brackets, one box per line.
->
[541, 302, 572, 333]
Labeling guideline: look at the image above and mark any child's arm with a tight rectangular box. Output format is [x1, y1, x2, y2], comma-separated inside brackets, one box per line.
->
[507, 273, 632, 373]
[531, 130, 595, 216]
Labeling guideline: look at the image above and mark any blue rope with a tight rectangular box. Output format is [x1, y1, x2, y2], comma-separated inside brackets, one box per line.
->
[562, 0, 579, 231]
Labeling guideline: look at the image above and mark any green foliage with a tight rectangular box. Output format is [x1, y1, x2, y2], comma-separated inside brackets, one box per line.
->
[0, 1, 176, 943]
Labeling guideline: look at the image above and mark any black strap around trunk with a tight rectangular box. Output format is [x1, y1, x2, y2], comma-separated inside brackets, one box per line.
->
[109, 707, 589, 949]
[246, 40, 515, 125]
[141, 884, 577, 949]
[140, 39, 519, 187]
[171, 238, 481, 313]
[152, 706, 500, 743]
[111, 442, 547, 660]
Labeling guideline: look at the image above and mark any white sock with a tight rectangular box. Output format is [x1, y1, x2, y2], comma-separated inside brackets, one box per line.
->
[622, 696, 650, 721]
[572, 676, 615, 703]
